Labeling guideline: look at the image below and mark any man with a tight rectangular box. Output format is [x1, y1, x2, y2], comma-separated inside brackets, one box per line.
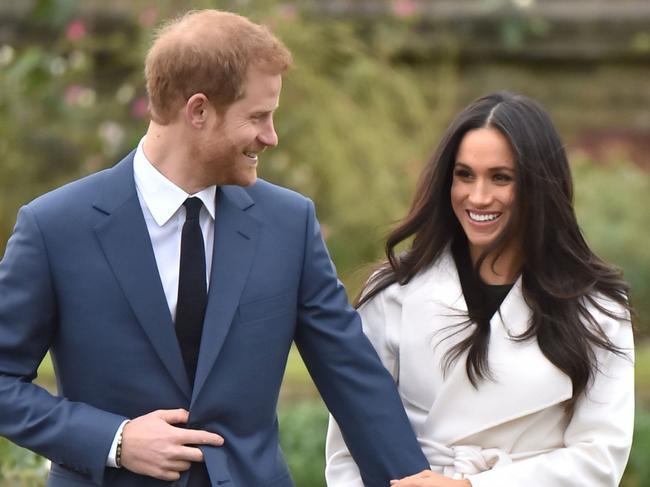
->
[0, 10, 428, 487]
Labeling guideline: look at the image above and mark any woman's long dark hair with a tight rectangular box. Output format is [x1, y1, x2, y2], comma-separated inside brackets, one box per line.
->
[358, 92, 632, 408]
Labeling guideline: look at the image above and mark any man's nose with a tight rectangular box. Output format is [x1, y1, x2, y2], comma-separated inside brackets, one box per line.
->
[258, 119, 278, 148]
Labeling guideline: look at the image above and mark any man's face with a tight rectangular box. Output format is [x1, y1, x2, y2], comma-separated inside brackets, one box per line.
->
[198, 67, 282, 187]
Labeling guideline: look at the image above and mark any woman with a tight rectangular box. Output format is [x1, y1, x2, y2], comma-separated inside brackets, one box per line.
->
[325, 92, 634, 487]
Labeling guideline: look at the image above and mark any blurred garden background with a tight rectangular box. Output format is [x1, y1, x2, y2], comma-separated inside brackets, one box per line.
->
[0, 0, 648, 485]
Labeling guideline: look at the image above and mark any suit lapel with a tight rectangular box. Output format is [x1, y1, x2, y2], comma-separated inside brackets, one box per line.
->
[92, 153, 192, 399]
[192, 185, 260, 403]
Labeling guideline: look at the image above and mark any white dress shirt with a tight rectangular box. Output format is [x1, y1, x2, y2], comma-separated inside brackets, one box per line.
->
[107, 137, 217, 467]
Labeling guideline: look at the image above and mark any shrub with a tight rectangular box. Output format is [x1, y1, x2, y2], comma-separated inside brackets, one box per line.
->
[572, 157, 650, 335]
[0, 437, 47, 487]
[279, 400, 329, 487]
[621, 407, 650, 487]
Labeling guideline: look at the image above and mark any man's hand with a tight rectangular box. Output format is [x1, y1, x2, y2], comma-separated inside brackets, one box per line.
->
[390, 470, 472, 487]
[120, 409, 224, 481]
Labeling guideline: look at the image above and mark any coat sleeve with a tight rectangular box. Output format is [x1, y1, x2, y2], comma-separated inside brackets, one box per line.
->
[293, 199, 428, 487]
[0, 206, 127, 486]
[467, 304, 634, 487]
[325, 285, 404, 486]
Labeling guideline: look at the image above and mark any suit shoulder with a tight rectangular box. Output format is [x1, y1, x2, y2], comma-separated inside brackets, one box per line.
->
[247, 178, 309, 200]
[26, 150, 135, 218]
[26, 167, 112, 216]
[245, 178, 312, 212]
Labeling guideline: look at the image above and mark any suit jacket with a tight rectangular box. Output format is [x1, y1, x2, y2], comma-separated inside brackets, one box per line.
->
[326, 249, 634, 487]
[0, 151, 429, 487]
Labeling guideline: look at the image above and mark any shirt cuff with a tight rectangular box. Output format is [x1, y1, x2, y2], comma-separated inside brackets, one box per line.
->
[106, 420, 130, 468]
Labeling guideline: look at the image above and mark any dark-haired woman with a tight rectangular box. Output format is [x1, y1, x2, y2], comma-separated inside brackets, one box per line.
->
[325, 92, 634, 487]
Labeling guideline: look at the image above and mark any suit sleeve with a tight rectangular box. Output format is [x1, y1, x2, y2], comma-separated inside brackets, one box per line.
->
[0, 206, 127, 486]
[467, 307, 634, 487]
[293, 199, 428, 487]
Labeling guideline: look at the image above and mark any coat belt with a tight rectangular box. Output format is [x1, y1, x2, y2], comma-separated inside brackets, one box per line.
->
[421, 439, 513, 479]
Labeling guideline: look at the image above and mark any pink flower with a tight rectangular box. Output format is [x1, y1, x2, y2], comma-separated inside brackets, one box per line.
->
[64, 84, 84, 105]
[66, 20, 87, 41]
[391, 0, 419, 18]
[64, 85, 96, 107]
[138, 7, 158, 28]
[277, 3, 298, 21]
[131, 96, 149, 119]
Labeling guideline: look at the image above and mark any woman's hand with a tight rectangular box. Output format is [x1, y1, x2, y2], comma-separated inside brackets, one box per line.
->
[390, 470, 472, 487]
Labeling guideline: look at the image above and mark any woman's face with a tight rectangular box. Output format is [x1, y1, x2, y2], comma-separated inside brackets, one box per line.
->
[451, 127, 518, 260]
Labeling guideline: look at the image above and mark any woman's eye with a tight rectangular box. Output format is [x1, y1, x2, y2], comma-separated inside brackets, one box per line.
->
[454, 169, 472, 179]
[493, 173, 513, 183]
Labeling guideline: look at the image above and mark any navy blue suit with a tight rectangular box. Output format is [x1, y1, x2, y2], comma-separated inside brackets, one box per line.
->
[0, 151, 428, 486]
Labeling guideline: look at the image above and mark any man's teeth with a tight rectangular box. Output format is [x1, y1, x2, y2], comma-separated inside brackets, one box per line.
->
[244, 152, 258, 160]
[468, 212, 500, 222]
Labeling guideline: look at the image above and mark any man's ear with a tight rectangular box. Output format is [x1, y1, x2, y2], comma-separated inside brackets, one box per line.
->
[185, 93, 211, 128]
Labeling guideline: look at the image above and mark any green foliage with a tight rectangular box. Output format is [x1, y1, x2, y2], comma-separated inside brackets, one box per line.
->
[573, 158, 650, 334]
[279, 401, 328, 487]
[260, 15, 439, 276]
[622, 407, 650, 487]
[0, 438, 46, 487]
[0, 1, 149, 245]
[637, 343, 650, 407]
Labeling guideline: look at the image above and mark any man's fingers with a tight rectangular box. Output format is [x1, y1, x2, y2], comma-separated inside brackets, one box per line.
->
[155, 408, 189, 424]
[156, 469, 182, 482]
[166, 460, 192, 472]
[175, 428, 225, 446]
[173, 445, 205, 463]
[119, 410, 222, 480]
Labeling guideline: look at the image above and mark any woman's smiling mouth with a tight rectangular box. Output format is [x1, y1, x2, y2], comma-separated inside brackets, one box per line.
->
[467, 211, 502, 223]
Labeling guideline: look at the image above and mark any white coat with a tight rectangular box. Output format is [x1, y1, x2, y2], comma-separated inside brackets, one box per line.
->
[326, 249, 634, 487]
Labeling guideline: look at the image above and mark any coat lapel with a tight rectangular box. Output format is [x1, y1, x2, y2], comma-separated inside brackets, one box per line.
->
[92, 153, 192, 399]
[191, 185, 260, 404]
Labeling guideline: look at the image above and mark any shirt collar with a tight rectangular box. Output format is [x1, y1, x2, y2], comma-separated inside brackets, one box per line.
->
[133, 136, 216, 226]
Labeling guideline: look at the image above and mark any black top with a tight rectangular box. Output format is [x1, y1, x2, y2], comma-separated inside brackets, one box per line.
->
[452, 239, 514, 323]
[482, 283, 513, 319]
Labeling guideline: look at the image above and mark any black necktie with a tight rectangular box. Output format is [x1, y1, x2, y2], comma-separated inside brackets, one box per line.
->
[176, 197, 207, 385]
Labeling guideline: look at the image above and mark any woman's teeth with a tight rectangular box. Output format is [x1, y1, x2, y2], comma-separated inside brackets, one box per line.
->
[468, 211, 500, 222]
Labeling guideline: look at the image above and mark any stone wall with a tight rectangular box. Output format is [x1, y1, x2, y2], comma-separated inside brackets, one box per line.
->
[307, 0, 650, 166]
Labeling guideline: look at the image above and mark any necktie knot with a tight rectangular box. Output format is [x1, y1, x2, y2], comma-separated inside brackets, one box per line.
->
[183, 197, 203, 220]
